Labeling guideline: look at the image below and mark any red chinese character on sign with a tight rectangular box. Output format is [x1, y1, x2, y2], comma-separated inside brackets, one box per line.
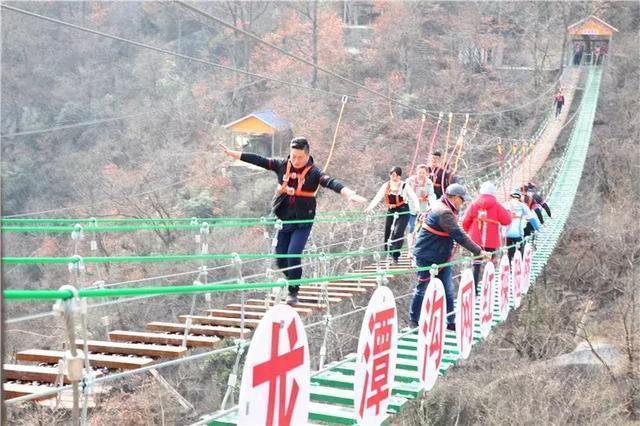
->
[500, 265, 510, 313]
[460, 283, 474, 354]
[421, 292, 444, 381]
[252, 320, 304, 426]
[481, 271, 494, 324]
[359, 307, 394, 417]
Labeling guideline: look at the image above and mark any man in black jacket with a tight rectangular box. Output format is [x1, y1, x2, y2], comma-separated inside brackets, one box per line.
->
[220, 137, 367, 305]
[427, 150, 459, 199]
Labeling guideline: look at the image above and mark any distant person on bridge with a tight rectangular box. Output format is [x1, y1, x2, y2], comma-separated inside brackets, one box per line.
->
[503, 190, 541, 262]
[462, 181, 512, 295]
[409, 183, 491, 330]
[405, 164, 437, 253]
[219, 137, 367, 305]
[554, 89, 565, 119]
[573, 43, 584, 66]
[427, 150, 459, 199]
[594, 45, 603, 65]
[366, 166, 420, 265]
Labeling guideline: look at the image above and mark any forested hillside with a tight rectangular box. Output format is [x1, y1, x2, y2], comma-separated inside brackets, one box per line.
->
[2, 1, 638, 425]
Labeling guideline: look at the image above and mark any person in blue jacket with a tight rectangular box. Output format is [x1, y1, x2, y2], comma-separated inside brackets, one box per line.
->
[503, 190, 541, 262]
[410, 183, 490, 330]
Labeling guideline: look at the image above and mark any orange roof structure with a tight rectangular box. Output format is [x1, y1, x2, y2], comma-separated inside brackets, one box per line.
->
[567, 15, 618, 38]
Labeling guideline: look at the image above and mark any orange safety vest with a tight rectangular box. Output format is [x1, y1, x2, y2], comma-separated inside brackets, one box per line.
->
[422, 224, 449, 237]
[421, 199, 457, 237]
[385, 182, 407, 208]
[278, 162, 315, 198]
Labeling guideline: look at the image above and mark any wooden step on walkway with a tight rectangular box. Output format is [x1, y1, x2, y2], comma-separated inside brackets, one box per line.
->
[297, 290, 352, 300]
[333, 277, 379, 283]
[299, 285, 368, 295]
[108, 330, 221, 348]
[15, 349, 153, 370]
[225, 303, 313, 316]
[146, 322, 251, 339]
[3, 383, 61, 401]
[178, 315, 260, 329]
[296, 294, 342, 303]
[74, 340, 187, 359]
[205, 309, 266, 320]
[244, 299, 326, 310]
[3, 364, 103, 384]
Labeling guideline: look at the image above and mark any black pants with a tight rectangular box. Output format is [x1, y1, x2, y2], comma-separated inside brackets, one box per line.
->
[384, 207, 410, 260]
[555, 102, 564, 117]
[275, 223, 313, 295]
[506, 237, 524, 263]
[473, 247, 496, 296]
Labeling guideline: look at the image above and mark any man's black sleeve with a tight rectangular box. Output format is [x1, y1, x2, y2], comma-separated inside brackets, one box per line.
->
[319, 173, 345, 194]
[239, 153, 282, 172]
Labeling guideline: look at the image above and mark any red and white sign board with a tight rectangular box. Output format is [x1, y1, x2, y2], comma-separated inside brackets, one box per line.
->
[511, 249, 523, 308]
[479, 261, 495, 339]
[417, 277, 446, 391]
[355, 286, 397, 425]
[498, 254, 511, 322]
[455, 269, 475, 359]
[238, 304, 310, 426]
[522, 243, 533, 294]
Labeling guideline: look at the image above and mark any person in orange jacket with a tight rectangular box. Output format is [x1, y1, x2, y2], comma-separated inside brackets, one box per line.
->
[462, 181, 512, 294]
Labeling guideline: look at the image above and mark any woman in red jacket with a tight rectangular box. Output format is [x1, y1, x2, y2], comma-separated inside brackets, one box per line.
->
[462, 181, 512, 294]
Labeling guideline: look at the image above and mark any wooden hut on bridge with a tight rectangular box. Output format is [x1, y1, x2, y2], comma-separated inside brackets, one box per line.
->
[567, 16, 618, 66]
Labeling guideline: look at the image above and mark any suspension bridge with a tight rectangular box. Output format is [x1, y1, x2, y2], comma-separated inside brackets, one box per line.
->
[1, 3, 614, 425]
[3, 64, 604, 424]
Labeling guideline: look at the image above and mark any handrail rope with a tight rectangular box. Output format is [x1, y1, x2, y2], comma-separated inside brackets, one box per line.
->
[2, 249, 406, 265]
[0, 210, 365, 224]
[0, 211, 411, 233]
[3, 239, 530, 302]
[442, 113, 454, 164]
[426, 112, 444, 160]
[4, 229, 386, 323]
[453, 117, 473, 174]
[407, 112, 428, 175]
[321, 95, 349, 173]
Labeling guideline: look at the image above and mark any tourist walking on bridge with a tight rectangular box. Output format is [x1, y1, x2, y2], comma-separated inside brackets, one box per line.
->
[521, 183, 552, 220]
[427, 150, 459, 198]
[366, 166, 420, 264]
[219, 137, 367, 305]
[405, 164, 437, 253]
[409, 183, 490, 330]
[554, 89, 565, 119]
[462, 181, 512, 295]
[503, 190, 541, 262]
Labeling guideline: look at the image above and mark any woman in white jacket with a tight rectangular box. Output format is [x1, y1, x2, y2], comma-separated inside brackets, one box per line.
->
[365, 166, 420, 264]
